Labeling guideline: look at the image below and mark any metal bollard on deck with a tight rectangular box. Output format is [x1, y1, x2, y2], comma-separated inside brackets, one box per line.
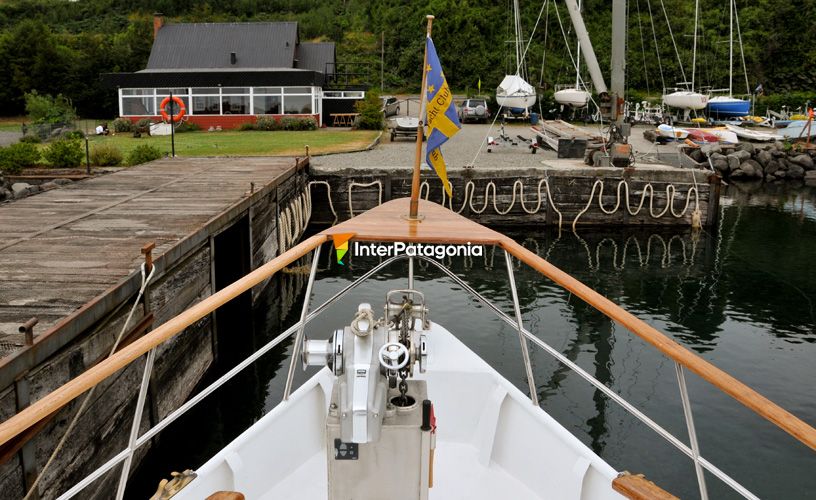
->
[19, 318, 38, 346]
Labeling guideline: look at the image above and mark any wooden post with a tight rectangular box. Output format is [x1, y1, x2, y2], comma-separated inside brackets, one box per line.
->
[408, 15, 434, 219]
[14, 376, 38, 499]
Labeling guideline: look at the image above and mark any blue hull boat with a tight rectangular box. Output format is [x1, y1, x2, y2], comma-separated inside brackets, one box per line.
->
[707, 96, 750, 118]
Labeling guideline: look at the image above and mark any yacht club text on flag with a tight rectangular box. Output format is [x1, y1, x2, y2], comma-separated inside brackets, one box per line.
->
[424, 36, 461, 197]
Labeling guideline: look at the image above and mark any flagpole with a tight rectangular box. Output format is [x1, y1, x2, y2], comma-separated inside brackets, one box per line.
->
[409, 14, 434, 219]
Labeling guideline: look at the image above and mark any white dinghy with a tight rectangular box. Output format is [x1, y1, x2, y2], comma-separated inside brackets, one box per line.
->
[725, 123, 784, 142]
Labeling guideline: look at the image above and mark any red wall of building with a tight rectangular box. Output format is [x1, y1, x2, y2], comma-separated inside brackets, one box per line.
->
[125, 114, 320, 130]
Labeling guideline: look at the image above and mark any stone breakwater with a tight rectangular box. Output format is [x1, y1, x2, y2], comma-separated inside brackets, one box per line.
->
[0, 176, 74, 201]
[689, 142, 816, 184]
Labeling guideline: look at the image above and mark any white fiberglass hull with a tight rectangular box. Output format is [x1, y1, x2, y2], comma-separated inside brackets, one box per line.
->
[725, 123, 783, 142]
[554, 88, 591, 108]
[662, 91, 708, 110]
[700, 127, 739, 144]
[657, 123, 689, 139]
[496, 93, 537, 111]
[497, 74, 537, 112]
[173, 324, 622, 500]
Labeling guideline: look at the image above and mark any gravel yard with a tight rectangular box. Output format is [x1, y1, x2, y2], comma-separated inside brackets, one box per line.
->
[312, 119, 677, 172]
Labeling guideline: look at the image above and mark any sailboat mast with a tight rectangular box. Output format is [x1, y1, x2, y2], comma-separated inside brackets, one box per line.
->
[729, 0, 733, 95]
[692, 0, 698, 91]
[514, 0, 522, 76]
[576, 0, 582, 88]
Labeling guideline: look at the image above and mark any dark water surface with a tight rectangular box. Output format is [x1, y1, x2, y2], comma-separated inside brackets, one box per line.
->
[128, 182, 816, 500]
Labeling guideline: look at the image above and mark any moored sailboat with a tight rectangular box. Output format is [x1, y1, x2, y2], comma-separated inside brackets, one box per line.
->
[554, 0, 591, 109]
[706, 0, 750, 119]
[661, 0, 707, 112]
[496, 0, 536, 113]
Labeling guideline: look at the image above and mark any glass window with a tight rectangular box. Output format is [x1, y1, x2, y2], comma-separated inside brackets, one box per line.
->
[193, 96, 220, 114]
[121, 88, 154, 96]
[284, 87, 312, 95]
[284, 95, 312, 114]
[323, 91, 342, 98]
[253, 96, 281, 114]
[222, 87, 249, 94]
[254, 87, 281, 95]
[156, 88, 189, 96]
[222, 95, 250, 114]
[192, 88, 220, 95]
[122, 96, 155, 115]
[345, 91, 364, 98]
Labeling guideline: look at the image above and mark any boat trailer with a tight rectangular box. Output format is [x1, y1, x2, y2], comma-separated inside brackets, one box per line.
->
[530, 120, 606, 159]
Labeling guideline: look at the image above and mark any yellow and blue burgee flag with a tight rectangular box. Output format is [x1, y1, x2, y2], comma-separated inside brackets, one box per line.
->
[424, 37, 461, 197]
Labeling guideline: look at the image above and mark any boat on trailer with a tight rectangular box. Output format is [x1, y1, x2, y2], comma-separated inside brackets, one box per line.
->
[554, 85, 591, 109]
[1, 198, 814, 500]
[496, 0, 536, 114]
[662, 89, 708, 111]
[707, 95, 750, 119]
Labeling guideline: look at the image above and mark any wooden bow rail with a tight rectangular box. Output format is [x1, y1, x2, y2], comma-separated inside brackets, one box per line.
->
[0, 198, 813, 457]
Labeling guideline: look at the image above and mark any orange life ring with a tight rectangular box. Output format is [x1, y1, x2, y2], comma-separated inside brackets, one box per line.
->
[159, 96, 186, 123]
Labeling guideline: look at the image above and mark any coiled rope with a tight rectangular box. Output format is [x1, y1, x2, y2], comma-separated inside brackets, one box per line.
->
[572, 179, 700, 231]
[418, 179, 564, 228]
[348, 180, 383, 218]
[307, 181, 337, 223]
[278, 189, 312, 253]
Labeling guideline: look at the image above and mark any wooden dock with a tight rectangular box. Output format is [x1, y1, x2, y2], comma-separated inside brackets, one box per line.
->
[0, 157, 302, 356]
[0, 156, 311, 498]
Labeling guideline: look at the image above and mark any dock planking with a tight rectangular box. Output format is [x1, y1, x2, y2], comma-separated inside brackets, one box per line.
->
[0, 156, 301, 353]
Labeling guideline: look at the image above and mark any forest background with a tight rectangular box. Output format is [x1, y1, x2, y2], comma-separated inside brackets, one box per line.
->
[0, 0, 814, 118]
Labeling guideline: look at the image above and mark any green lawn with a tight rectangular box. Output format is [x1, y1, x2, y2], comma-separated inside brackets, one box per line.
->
[82, 129, 380, 158]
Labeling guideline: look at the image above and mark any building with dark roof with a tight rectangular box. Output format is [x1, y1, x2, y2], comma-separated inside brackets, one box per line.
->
[106, 16, 365, 129]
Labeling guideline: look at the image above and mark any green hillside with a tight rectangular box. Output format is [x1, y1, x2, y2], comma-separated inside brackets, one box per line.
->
[0, 0, 813, 117]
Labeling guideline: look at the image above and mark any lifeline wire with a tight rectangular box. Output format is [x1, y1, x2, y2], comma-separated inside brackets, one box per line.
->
[24, 263, 157, 500]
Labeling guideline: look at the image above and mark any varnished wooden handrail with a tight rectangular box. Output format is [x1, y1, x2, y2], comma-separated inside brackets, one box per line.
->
[0, 234, 329, 447]
[612, 472, 679, 500]
[500, 237, 816, 451]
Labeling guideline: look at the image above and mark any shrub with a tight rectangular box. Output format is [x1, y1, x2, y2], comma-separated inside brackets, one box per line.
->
[43, 138, 83, 168]
[19, 135, 41, 144]
[280, 117, 317, 131]
[754, 91, 816, 116]
[255, 116, 280, 131]
[0, 143, 41, 174]
[90, 144, 123, 166]
[175, 121, 200, 133]
[112, 118, 133, 133]
[64, 129, 85, 140]
[24, 90, 77, 125]
[238, 122, 257, 131]
[127, 144, 163, 165]
[134, 118, 154, 134]
[354, 90, 384, 130]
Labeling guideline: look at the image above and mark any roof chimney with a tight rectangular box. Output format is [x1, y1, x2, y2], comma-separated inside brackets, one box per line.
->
[153, 13, 164, 39]
[230, 52, 237, 65]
